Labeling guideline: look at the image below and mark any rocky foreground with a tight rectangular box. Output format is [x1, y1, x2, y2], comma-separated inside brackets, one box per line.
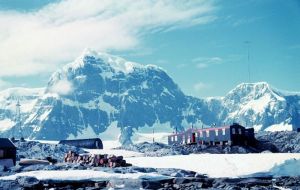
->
[1, 163, 300, 190]
[115, 141, 277, 157]
[1, 134, 300, 189]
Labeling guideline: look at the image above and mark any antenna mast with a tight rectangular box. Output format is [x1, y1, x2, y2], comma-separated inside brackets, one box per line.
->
[245, 41, 251, 83]
[15, 99, 22, 138]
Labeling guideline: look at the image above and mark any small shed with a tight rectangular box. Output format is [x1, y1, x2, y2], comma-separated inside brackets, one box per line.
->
[59, 138, 103, 149]
[0, 138, 17, 168]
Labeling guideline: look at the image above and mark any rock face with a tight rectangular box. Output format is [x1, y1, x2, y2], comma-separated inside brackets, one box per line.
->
[256, 131, 300, 153]
[0, 49, 299, 144]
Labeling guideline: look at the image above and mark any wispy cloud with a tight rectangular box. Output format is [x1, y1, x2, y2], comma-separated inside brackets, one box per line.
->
[193, 82, 211, 92]
[156, 59, 169, 65]
[192, 57, 223, 69]
[49, 79, 73, 95]
[232, 16, 263, 27]
[176, 64, 187, 69]
[0, 0, 217, 77]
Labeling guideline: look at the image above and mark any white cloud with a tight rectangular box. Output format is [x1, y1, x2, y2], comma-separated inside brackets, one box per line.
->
[193, 57, 223, 69]
[0, 0, 217, 77]
[49, 79, 73, 95]
[193, 82, 211, 92]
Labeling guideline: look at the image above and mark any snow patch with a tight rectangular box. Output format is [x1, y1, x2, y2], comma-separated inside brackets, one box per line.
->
[98, 122, 121, 141]
[127, 153, 300, 178]
[131, 122, 173, 144]
[253, 125, 263, 132]
[241, 94, 272, 115]
[265, 123, 293, 132]
[0, 119, 15, 131]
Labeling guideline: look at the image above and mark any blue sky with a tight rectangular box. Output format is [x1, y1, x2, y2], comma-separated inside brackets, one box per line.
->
[0, 0, 299, 97]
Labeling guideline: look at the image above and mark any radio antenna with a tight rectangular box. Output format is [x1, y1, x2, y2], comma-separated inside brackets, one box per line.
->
[244, 41, 251, 83]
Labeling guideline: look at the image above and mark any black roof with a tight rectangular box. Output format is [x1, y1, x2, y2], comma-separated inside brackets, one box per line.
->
[59, 138, 102, 143]
[0, 138, 16, 149]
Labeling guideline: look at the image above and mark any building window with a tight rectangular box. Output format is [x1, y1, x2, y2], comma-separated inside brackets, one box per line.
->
[232, 128, 236, 134]
[238, 128, 242, 134]
[200, 131, 203, 137]
[175, 136, 177, 141]
[206, 130, 210, 137]
[215, 130, 219, 136]
[0, 149, 4, 158]
[222, 128, 226, 135]
[195, 133, 198, 138]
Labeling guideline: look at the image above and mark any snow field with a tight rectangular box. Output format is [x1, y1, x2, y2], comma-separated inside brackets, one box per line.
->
[126, 153, 300, 178]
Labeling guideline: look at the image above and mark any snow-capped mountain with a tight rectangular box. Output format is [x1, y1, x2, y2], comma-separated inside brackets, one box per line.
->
[0, 50, 195, 144]
[218, 82, 300, 131]
[0, 50, 299, 143]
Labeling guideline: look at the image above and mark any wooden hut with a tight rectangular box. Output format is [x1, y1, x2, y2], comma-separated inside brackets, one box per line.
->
[0, 138, 17, 168]
[59, 138, 103, 149]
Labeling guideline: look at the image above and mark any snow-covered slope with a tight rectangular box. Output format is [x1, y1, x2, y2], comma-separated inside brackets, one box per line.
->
[0, 50, 299, 143]
[0, 88, 44, 132]
[220, 82, 300, 131]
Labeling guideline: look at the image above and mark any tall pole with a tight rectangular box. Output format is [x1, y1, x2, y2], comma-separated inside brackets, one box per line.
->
[15, 99, 22, 138]
[245, 41, 251, 83]
[152, 128, 154, 143]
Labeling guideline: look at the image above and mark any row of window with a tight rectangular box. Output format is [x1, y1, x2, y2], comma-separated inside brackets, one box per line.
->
[170, 128, 243, 142]
[232, 128, 242, 135]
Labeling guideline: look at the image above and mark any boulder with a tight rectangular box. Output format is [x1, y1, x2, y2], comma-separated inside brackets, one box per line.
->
[17, 176, 40, 188]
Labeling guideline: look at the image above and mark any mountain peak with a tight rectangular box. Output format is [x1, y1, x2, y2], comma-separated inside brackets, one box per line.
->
[228, 82, 273, 96]
[236, 82, 270, 89]
[66, 48, 146, 74]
